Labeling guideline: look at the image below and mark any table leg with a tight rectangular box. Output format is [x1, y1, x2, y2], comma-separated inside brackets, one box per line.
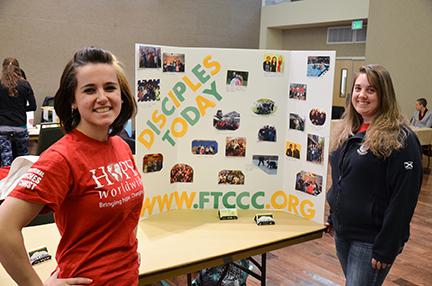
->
[261, 253, 267, 286]
[427, 145, 431, 170]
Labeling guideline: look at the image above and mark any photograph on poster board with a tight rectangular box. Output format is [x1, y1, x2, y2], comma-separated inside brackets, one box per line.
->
[295, 171, 323, 196]
[252, 98, 277, 115]
[225, 137, 246, 157]
[258, 125, 276, 142]
[213, 110, 240, 131]
[191, 140, 218, 155]
[309, 108, 326, 126]
[262, 54, 284, 73]
[137, 79, 161, 102]
[306, 134, 325, 164]
[307, 56, 330, 77]
[252, 155, 278, 175]
[226, 70, 249, 90]
[162, 53, 185, 72]
[170, 163, 193, 183]
[138, 45, 161, 68]
[285, 141, 301, 159]
[143, 153, 163, 173]
[218, 170, 245, 185]
[289, 83, 307, 101]
[289, 113, 305, 131]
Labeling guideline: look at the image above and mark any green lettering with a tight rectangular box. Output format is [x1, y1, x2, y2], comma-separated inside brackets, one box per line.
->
[161, 97, 175, 116]
[181, 106, 200, 126]
[199, 192, 210, 208]
[192, 64, 210, 84]
[173, 82, 186, 102]
[251, 192, 265, 209]
[161, 130, 176, 146]
[222, 191, 236, 208]
[210, 192, 223, 208]
[146, 120, 161, 135]
[202, 81, 222, 101]
[236, 192, 250, 209]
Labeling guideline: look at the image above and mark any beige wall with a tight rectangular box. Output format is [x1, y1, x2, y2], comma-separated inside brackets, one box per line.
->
[282, 26, 366, 57]
[0, 0, 261, 123]
[260, 0, 369, 48]
[366, 0, 432, 118]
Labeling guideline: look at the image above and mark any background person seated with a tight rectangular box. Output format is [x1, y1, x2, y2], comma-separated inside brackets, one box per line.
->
[410, 98, 432, 128]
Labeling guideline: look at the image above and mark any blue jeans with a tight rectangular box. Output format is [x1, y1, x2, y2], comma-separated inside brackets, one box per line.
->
[335, 235, 392, 286]
[0, 129, 29, 166]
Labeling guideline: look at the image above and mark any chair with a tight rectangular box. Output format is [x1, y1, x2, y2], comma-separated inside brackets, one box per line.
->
[0, 200, 54, 226]
[119, 128, 135, 154]
[40, 96, 55, 123]
[421, 144, 431, 171]
[331, 106, 345, 119]
[42, 96, 55, 107]
[26, 212, 55, 227]
[36, 123, 64, 155]
[31, 123, 62, 225]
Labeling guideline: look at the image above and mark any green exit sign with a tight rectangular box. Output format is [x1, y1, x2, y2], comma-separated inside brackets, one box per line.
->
[352, 20, 363, 30]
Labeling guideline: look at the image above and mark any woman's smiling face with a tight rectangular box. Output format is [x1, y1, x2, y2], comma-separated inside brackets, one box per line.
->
[72, 63, 122, 140]
[351, 73, 379, 123]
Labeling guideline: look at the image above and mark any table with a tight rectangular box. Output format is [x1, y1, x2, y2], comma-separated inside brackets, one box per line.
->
[413, 127, 432, 169]
[27, 125, 40, 140]
[0, 209, 324, 285]
[413, 127, 432, 146]
[27, 125, 40, 155]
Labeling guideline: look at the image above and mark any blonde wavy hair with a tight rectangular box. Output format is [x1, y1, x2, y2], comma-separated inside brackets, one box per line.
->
[1, 57, 23, 96]
[334, 64, 409, 158]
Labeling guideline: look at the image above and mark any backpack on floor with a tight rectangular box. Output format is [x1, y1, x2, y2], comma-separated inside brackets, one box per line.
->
[192, 259, 249, 286]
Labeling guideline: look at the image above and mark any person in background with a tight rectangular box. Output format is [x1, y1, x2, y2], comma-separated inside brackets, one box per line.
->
[270, 56, 277, 72]
[292, 144, 300, 159]
[326, 64, 422, 286]
[0, 47, 144, 285]
[277, 55, 283, 72]
[410, 97, 432, 128]
[286, 144, 293, 157]
[0, 57, 36, 167]
[263, 56, 271, 72]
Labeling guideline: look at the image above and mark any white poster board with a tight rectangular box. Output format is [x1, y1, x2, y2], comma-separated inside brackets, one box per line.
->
[135, 44, 335, 223]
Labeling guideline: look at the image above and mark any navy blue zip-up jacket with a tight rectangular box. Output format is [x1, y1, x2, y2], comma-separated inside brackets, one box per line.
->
[326, 126, 422, 263]
[0, 79, 36, 127]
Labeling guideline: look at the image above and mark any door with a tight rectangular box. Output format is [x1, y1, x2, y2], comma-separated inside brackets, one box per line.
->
[333, 59, 365, 107]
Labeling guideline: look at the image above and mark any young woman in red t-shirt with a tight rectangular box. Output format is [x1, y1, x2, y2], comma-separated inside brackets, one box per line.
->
[0, 47, 143, 285]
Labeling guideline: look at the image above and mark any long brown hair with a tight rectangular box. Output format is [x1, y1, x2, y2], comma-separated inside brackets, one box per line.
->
[1, 57, 23, 96]
[54, 47, 136, 136]
[334, 64, 408, 158]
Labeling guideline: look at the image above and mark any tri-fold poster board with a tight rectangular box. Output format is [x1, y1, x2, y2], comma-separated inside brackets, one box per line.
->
[135, 44, 335, 224]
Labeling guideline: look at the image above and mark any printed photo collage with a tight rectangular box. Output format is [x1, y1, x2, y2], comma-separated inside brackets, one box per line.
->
[286, 56, 331, 197]
[137, 45, 330, 197]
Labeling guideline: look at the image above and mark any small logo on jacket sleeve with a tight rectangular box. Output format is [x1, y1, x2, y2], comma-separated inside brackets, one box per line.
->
[404, 161, 413, 170]
[357, 145, 368, 155]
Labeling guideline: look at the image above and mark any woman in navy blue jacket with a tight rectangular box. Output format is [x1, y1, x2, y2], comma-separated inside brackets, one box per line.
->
[0, 57, 36, 166]
[326, 64, 422, 286]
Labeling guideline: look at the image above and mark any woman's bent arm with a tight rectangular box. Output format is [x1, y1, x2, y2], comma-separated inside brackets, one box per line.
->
[0, 197, 45, 285]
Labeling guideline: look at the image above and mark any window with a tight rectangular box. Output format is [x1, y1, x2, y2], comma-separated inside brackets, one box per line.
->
[263, 0, 302, 6]
[327, 26, 367, 44]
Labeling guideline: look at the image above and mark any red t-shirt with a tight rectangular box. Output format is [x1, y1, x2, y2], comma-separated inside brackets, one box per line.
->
[10, 129, 144, 285]
[357, 122, 370, 133]
[0, 166, 10, 180]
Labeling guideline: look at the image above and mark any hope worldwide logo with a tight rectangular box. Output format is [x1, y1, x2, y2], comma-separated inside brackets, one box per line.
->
[89, 159, 143, 208]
